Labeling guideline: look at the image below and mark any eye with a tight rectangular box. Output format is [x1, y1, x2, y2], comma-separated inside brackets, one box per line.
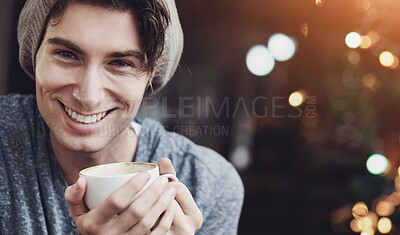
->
[56, 50, 77, 60]
[109, 60, 133, 68]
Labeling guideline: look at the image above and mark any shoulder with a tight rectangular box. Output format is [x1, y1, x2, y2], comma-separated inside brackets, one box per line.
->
[0, 94, 44, 151]
[0, 94, 37, 125]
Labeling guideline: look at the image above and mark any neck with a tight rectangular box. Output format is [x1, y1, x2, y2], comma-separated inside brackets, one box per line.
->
[51, 127, 138, 185]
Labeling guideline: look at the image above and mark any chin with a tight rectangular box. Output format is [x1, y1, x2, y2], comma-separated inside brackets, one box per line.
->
[53, 133, 109, 154]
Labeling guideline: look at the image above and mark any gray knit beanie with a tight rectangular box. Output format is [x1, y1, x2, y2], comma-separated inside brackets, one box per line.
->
[17, 0, 183, 94]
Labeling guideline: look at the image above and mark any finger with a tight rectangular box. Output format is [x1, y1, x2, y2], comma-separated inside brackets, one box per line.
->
[168, 200, 201, 233]
[169, 182, 198, 215]
[158, 158, 176, 176]
[126, 186, 176, 234]
[90, 172, 151, 225]
[116, 176, 169, 232]
[65, 177, 88, 220]
[149, 210, 175, 235]
[170, 182, 203, 228]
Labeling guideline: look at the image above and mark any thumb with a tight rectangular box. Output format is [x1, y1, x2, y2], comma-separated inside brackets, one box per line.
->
[65, 177, 88, 220]
[158, 157, 176, 176]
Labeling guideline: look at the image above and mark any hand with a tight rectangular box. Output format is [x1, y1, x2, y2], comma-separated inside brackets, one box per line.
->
[65, 171, 177, 234]
[158, 158, 204, 234]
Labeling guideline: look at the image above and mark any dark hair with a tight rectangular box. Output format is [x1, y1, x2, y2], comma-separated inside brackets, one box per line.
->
[48, 0, 170, 73]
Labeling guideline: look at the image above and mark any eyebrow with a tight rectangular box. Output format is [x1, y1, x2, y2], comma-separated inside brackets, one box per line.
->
[47, 37, 145, 61]
[108, 51, 145, 61]
[48, 37, 84, 54]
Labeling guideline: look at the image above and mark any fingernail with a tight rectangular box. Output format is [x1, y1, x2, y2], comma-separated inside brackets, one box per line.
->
[73, 183, 78, 192]
[166, 187, 176, 197]
[139, 172, 150, 181]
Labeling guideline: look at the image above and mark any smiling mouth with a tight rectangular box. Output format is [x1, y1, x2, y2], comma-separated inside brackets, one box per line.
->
[61, 103, 113, 124]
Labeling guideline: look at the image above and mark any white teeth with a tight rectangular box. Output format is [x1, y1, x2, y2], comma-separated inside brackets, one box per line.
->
[77, 114, 84, 122]
[63, 105, 108, 124]
[83, 116, 91, 124]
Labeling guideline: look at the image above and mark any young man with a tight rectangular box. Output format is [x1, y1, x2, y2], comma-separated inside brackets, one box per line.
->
[0, 0, 244, 234]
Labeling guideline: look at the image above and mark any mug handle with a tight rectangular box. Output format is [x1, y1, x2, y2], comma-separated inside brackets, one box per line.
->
[161, 173, 179, 182]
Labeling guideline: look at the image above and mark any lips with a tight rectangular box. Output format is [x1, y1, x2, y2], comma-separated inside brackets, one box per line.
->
[62, 103, 110, 124]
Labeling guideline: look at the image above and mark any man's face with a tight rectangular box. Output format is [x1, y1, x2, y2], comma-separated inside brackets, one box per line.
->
[35, 3, 149, 153]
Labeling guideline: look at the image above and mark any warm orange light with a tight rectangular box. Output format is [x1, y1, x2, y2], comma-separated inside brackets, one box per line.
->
[360, 35, 372, 49]
[367, 31, 380, 45]
[379, 51, 395, 67]
[352, 202, 368, 220]
[301, 23, 308, 38]
[348, 52, 360, 65]
[361, 216, 373, 228]
[357, 212, 378, 233]
[315, 0, 324, 6]
[388, 192, 400, 206]
[289, 91, 304, 107]
[396, 176, 400, 192]
[376, 200, 395, 216]
[377, 217, 392, 234]
[360, 230, 374, 235]
[362, 74, 376, 89]
[390, 55, 399, 69]
[350, 219, 362, 232]
[366, 211, 378, 226]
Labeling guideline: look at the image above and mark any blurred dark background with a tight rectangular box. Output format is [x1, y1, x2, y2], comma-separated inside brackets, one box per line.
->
[3, 0, 400, 234]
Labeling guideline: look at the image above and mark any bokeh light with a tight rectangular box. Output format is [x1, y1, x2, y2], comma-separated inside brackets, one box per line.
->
[315, 0, 324, 7]
[390, 55, 399, 69]
[352, 202, 368, 220]
[348, 51, 360, 65]
[230, 145, 252, 171]
[388, 192, 400, 206]
[360, 35, 372, 49]
[246, 45, 275, 76]
[362, 74, 377, 89]
[289, 91, 304, 107]
[350, 219, 362, 232]
[379, 51, 395, 67]
[345, 32, 362, 49]
[366, 154, 388, 175]
[301, 23, 308, 38]
[376, 200, 395, 216]
[268, 33, 297, 61]
[360, 230, 374, 235]
[366, 31, 380, 45]
[359, 216, 373, 232]
[377, 217, 392, 234]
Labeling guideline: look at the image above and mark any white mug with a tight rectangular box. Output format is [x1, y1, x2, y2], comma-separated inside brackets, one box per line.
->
[79, 162, 179, 210]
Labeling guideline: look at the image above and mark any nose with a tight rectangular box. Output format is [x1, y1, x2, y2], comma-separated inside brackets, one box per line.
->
[73, 65, 104, 111]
